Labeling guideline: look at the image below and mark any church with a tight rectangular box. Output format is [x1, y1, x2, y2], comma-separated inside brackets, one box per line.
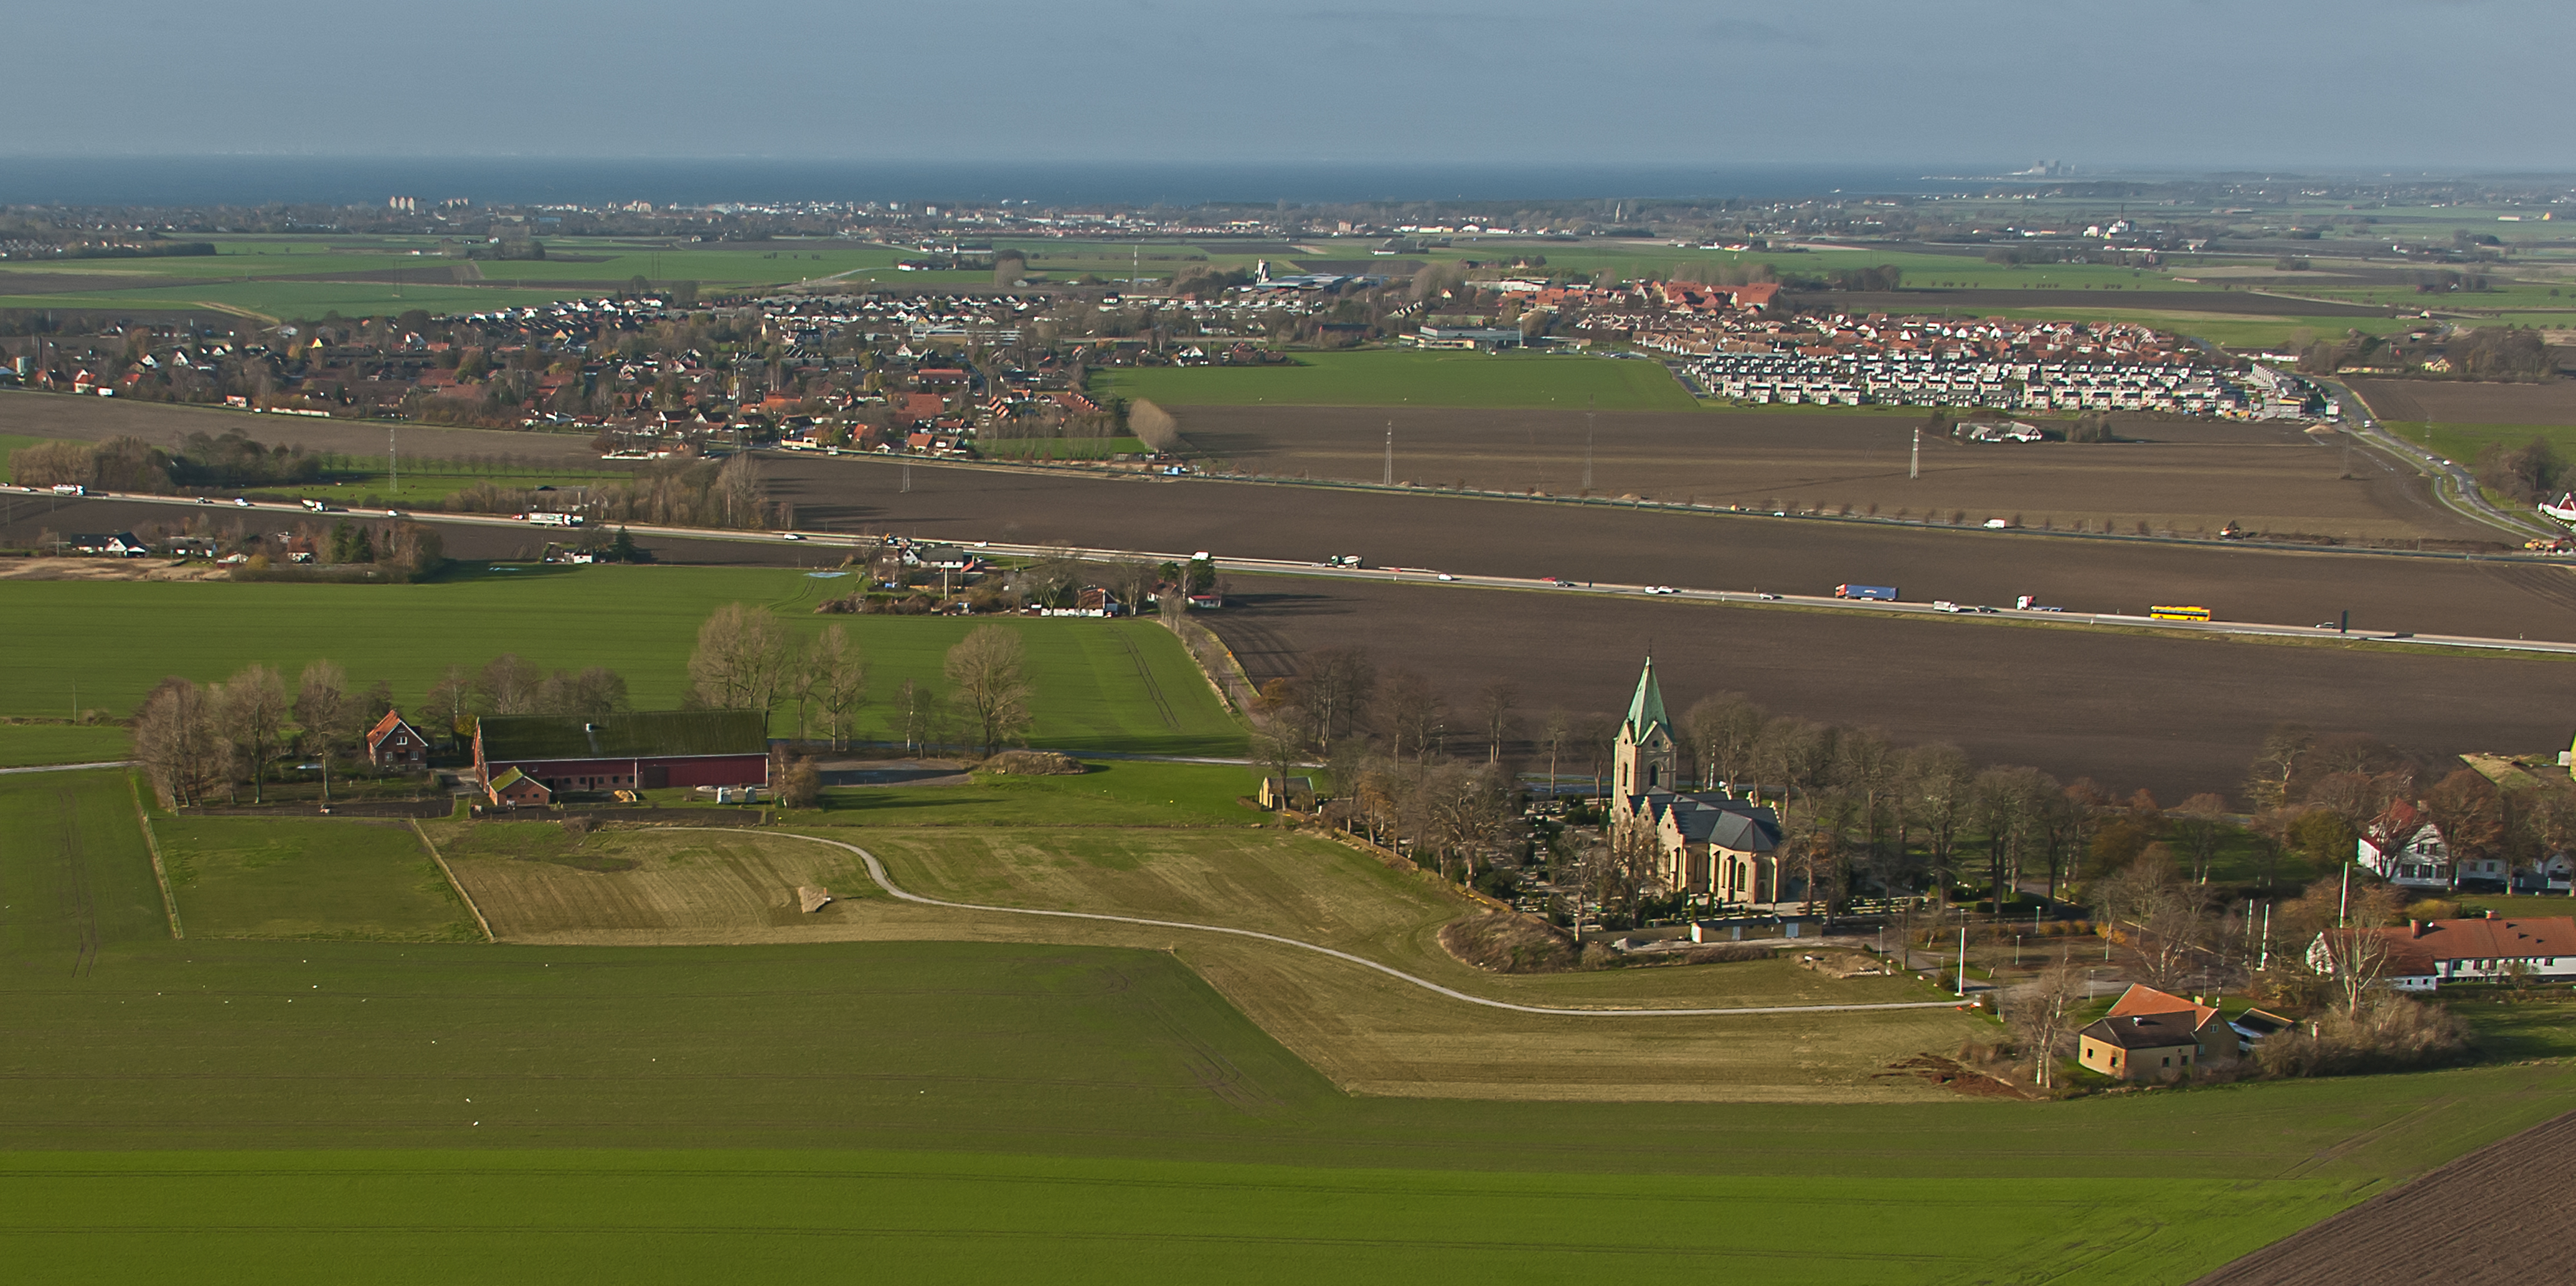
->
[1608, 657, 1788, 907]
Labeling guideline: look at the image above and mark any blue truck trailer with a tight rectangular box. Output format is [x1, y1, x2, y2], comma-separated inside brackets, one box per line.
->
[1834, 583, 1899, 601]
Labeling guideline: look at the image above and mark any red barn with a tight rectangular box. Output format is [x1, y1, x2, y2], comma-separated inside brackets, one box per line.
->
[473, 710, 769, 797]
[364, 709, 430, 769]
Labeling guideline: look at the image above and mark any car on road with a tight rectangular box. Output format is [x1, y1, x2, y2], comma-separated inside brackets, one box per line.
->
[196, 496, 212, 504]
[1542, 576, 1572, 587]
[1755, 592, 1780, 601]
[781, 532, 803, 540]
[1644, 585, 1676, 595]
[384, 509, 403, 518]
[1435, 572, 1455, 581]
[232, 497, 252, 507]
[1933, 601, 1967, 613]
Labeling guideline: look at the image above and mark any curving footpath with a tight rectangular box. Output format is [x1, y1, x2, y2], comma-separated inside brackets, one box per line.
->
[743, 828, 1981, 1020]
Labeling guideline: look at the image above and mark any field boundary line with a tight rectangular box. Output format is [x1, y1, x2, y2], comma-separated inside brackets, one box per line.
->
[124, 774, 184, 941]
[729, 828, 1974, 1020]
[412, 819, 493, 943]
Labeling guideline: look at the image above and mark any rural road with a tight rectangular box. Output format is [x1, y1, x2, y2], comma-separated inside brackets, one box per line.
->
[738, 828, 1981, 1020]
[0, 759, 136, 775]
[41, 487, 2576, 657]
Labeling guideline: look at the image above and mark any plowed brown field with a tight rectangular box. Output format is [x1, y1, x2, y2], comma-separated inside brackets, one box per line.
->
[2194, 1109, 2576, 1286]
[1204, 574, 2576, 801]
[2344, 378, 2576, 426]
[1161, 406, 2470, 543]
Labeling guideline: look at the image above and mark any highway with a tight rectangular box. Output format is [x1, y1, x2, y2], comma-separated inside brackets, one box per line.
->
[27, 486, 2576, 659]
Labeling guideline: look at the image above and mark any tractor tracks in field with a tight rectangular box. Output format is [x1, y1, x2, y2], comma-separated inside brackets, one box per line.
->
[725, 829, 1978, 1021]
[53, 789, 100, 978]
[1114, 627, 1181, 732]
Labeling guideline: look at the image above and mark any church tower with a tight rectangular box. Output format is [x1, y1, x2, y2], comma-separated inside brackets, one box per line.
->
[1613, 656, 1676, 797]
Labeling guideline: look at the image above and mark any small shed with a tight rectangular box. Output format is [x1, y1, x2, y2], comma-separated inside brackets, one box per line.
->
[2077, 1011, 2202, 1082]
[486, 766, 553, 808]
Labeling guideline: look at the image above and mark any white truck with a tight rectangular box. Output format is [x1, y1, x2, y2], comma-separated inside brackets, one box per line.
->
[50, 484, 85, 497]
[524, 512, 584, 527]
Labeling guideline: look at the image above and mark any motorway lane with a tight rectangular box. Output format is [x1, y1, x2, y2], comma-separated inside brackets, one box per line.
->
[15, 487, 2576, 657]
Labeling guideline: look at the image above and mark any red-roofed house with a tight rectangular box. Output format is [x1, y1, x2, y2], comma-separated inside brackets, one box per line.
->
[900, 392, 948, 423]
[2312, 914, 2576, 990]
[364, 709, 430, 769]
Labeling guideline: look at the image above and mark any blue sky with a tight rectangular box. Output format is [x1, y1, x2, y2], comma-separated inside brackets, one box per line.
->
[9, 0, 2570, 172]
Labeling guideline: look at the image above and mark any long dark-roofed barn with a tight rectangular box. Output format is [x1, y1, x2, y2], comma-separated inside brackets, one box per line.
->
[473, 710, 770, 797]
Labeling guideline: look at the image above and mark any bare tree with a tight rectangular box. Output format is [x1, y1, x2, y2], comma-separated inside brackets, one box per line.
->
[1295, 648, 1376, 751]
[1374, 668, 1446, 772]
[945, 625, 1034, 757]
[1579, 814, 1663, 928]
[1541, 708, 1571, 800]
[806, 624, 869, 751]
[1685, 692, 1767, 793]
[2005, 952, 2090, 1089]
[535, 667, 628, 720]
[133, 677, 220, 807]
[294, 660, 352, 805]
[424, 664, 473, 744]
[476, 652, 542, 715]
[1902, 743, 1974, 904]
[2170, 793, 2231, 885]
[2243, 723, 2312, 811]
[219, 664, 288, 804]
[687, 603, 794, 716]
[1474, 680, 1519, 766]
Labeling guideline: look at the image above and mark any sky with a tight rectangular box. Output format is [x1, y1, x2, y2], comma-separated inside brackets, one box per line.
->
[6, 0, 2571, 176]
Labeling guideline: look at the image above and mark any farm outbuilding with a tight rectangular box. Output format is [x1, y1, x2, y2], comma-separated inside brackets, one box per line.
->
[474, 709, 769, 797]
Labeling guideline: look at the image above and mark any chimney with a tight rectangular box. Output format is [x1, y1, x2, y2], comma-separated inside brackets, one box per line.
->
[2412, 919, 2429, 938]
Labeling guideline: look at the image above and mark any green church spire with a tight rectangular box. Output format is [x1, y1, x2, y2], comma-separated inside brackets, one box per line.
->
[1624, 655, 1668, 740]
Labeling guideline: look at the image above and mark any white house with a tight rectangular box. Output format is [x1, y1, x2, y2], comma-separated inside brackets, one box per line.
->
[2356, 800, 2459, 890]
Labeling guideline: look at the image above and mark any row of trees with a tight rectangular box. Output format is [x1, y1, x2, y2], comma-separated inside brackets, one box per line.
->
[2243, 724, 2576, 889]
[134, 661, 390, 806]
[682, 604, 1037, 758]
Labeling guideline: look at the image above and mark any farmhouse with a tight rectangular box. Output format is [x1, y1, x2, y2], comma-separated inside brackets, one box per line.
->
[2356, 800, 2510, 891]
[474, 709, 769, 797]
[2101, 985, 2229, 1062]
[2309, 914, 2576, 990]
[364, 709, 430, 769]
[1608, 658, 1786, 905]
[65, 532, 148, 556]
[2075, 1010, 2204, 1082]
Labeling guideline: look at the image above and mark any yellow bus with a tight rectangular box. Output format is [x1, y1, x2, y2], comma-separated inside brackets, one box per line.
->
[2149, 605, 2212, 622]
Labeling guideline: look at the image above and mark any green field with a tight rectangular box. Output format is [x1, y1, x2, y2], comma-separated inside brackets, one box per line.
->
[974, 435, 1152, 460]
[2387, 420, 2576, 472]
[807, 758, 1271, 827]
[0, 721, 131, 766]
[156, 812, 478, 941]
[4, 767, 2572, 1282]
[0, 566, 1243, 756]
[1090, 349, 1701, 411]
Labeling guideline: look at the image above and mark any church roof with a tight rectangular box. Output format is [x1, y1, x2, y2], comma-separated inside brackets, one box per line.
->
[1623, 656, 1669, 741]
[1635, 790, 1781, 853]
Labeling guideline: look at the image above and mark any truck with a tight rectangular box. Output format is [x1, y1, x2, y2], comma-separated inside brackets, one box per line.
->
[524, 512, 584, 527]
[1834, 583, 1899, 601]
[300, 499, 328, 512]
[49, 484, 85, 497]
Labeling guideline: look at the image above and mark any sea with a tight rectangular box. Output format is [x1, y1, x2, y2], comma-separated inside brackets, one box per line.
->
[0, 156, 2011, 209]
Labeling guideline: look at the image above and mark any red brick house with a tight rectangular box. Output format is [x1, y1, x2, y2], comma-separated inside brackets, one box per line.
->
[473, 709, 768, 797]
[364, 709, 430, 769]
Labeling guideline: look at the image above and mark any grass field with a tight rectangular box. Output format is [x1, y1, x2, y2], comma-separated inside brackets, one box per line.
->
[2387, 420, 2576, 473]
[7, 767, 2576, 1282]
[158, 812, 478, 941]
[1090, 349, 1702, 411]
[0, 566, 1243, 756]
[809, 758, 1271, 827]
[974, 435, 1152, 460]
[0, 721, 131, 766]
